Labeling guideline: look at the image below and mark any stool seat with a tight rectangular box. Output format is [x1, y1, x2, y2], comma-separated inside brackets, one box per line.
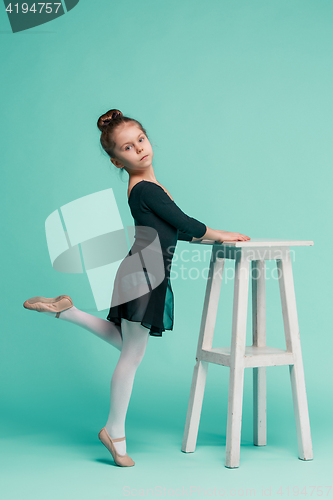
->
[181, 238, 314, 468]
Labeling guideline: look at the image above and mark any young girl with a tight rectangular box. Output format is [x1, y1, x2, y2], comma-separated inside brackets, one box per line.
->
[23, 109, 250, 467]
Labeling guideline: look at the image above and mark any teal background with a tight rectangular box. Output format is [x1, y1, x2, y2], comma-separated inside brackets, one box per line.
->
[1, 0, 332, 498]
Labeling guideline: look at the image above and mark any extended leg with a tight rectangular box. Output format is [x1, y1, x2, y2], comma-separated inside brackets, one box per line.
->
[43, 306, 123, 351]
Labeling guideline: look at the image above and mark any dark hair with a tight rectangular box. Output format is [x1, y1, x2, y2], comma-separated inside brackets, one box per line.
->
[97, 109, 149, 159]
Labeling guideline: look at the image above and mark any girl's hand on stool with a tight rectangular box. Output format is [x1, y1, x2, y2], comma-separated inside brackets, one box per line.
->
[215, 230, 251, 243]
[201, 227, 251, 243]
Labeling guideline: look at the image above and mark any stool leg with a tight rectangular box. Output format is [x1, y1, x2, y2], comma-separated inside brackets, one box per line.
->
[182, 246, 224, 453]
[225, 251, 250, 468]
[181, 359, 209, 452]
[253, 367, 267, 445]
[277, 251, 313, 460]
[252, 260, 267, 446]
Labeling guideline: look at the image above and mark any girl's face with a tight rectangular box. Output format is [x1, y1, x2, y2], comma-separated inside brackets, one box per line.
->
[111, 122, 153, 172]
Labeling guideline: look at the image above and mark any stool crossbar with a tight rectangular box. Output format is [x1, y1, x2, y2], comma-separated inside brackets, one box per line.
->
[181, 239, 314, 468]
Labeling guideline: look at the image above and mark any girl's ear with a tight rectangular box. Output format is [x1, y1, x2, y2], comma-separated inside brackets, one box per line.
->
[110, 158, 123, 169]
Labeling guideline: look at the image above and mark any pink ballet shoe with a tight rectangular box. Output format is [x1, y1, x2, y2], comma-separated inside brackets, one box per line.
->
[98, 427, 135, 467]
[23, 295, 74, 318]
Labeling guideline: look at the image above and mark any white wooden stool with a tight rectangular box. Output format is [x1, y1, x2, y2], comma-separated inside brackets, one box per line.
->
[181, 238, 314, 468]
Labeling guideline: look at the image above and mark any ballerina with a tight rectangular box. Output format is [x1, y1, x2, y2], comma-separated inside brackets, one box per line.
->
[23, 109, 250, 467]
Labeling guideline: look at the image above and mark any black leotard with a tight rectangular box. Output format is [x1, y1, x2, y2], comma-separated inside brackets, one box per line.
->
[106, 180, 207, 336]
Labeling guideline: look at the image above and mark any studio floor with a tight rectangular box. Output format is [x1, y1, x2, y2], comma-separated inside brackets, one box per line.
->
[1, 418, 331, 500]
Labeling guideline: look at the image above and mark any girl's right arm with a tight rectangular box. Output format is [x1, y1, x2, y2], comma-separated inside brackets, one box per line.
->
[193, 226, 250, 243]
[141, 183, 250, 243]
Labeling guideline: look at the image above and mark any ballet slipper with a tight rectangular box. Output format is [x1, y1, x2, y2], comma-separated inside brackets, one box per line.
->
[23, 295, 74, 318]
[98, 427, 135, 467]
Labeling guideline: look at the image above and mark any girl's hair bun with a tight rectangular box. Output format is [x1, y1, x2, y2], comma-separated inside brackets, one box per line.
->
[97, 109, 123, 131]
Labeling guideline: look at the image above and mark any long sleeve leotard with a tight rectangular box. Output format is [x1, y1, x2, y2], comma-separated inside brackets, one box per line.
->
[106, 180, 207, 336]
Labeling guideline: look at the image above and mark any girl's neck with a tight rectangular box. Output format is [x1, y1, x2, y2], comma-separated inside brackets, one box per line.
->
[128, 166, 157, 184]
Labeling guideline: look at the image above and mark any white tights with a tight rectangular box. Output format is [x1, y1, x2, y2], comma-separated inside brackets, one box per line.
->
[43, 306, 149, 455]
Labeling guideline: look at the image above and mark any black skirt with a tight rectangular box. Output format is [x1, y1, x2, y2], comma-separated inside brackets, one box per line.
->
[106, 252, 174, 337]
